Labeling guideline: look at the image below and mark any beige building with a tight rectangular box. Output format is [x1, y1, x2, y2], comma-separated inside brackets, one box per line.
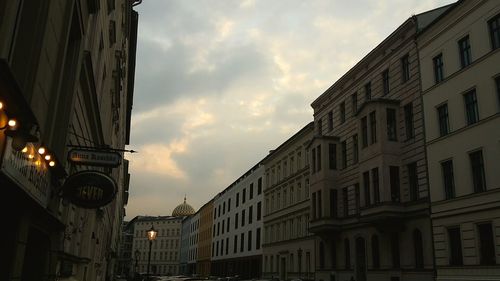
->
[418, 1, 500, 280]
[0, 1, 138, 280]
[307, 6, 456, 281]
[262, 122, 315, 281]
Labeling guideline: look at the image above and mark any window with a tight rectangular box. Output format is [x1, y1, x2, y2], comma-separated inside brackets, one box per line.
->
[387, 108, 397, 141]
[441, 160, 455, 199]
[433, 53, 444, 83]
[344, 239, 351, 269]
[312, 192, 316, 220]
[248, 230, 252, 251]
[478, 223, 496, 265]
[228, 198, 231, 212]
[258, 178, 262, 195]
[464, 90, 479, 125]
[496, 76, 500, 106]
[404, 103, 414, 139]
[354, 184, 360, 213]
[217, 222, 220, 236]
[250, 183, 254, 199]
[227, 217, 230, 232]
[317, 119, 323, 135]
[329, 143, 337, 170]
[240, 233, 245, 252]
[369, 111, 377, 144]
[312, 147, 316, 173]
[352, 93, 358, 115]
[340, 102, 346, 124]
[458, 35, 471, 68]
[243, 188, 246, 203]
[352, 135, 359, 164]
[390, 166, 400, 202]
[365, 82, 372, 101]
[401, 54, 410, 82]
[236, 193, 239, 207]
[469, 150, 486, 192]
[257, 202, 261, 220]
[341, 141, 347, 169]
[408, 162, 418, 201]
[372, 167, 380, 204]
[328, 111, 333, 131]
[235, 213, 238, 229]
[382, 69, 390, 95]
[342, 187, 348, 217]
[361, 117, 368, 148]
[437, 104, 450, 136]
[222, 220, 225, 234]
[488, 13, 500, 50]
[319, 241, 325, 269]
[331, 241, 337, 268]
[226, 237, 229, 255]
[414, 229, 424, 269]
[223, 202, 226, 214]
[256, 228, 261, 250]
[234, 235, 238, 253]
[391, 233, 400, 268]
[372, 235, 380, 268]
[221, 239, 224, 255]
[363, 171, 370, 207]
[448, 227, 463, 265]
[330, 189, 337, 218]
[316, 145, 322, 171]
[249, 206, 253, 224]
[241, 209, 245, 227]
[317, 190, 322, 218]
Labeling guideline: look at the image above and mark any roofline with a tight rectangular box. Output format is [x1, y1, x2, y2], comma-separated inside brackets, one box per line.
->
[262, 121, 314, 164]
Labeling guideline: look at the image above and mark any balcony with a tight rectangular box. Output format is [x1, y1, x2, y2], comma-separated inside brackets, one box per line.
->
[359, 199, 429, 231]
[309, 216, 342, 236]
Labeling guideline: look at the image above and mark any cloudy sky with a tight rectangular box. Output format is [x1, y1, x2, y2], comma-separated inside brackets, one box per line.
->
[125, 0, 454, 219]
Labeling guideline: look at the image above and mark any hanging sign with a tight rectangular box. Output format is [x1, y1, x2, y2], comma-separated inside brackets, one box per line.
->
[61, 170, 117, 209]
[68, 149, 121, 167]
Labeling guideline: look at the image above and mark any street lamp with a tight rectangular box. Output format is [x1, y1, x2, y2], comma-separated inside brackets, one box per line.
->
[135, 249, 140, 274]
[297, 248, 303, 279]
[146, 225, 158, 281]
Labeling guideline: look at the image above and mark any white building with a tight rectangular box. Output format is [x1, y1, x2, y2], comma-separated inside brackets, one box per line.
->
[262, 123, 315, 281]
[418, 1, 500, 280]
[211, 163, 265, 278]
[188, 211, 200, 274]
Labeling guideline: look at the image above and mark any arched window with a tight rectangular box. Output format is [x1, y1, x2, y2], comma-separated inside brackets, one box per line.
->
[414, 229, 424, 268]
[319, 241, 325, 269]
[372, 235, 380, 268]
[344, 238, 351, 269]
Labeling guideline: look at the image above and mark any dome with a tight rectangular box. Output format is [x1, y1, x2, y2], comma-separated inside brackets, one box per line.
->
[172, 196, 195, 217]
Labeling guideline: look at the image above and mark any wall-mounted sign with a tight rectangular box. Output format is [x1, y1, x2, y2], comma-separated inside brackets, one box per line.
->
[68, 149, 121, 167]
[61, 170, 117, 209]
[1, 137, 51, 208]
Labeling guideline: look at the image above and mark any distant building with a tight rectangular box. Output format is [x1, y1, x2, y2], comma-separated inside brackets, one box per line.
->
[211, 163, 264, 278]
[418, 1, 500, 279]
[262, 122, 314, 281]
[180, 215, 193, 275]
[197, 200, 214, 277]
[188, 211, 201, 274]
[116, 221, 135, 277]
[131, 198, 195, 275]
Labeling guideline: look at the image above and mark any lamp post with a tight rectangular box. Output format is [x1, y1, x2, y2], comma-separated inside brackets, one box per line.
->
[146, 225, 158, 281]
[297, 248, 303, 279]
[135, 249, 140, 274]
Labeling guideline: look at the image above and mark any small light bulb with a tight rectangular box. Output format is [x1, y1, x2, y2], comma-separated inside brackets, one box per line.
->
[45, 154, 51, 161]
[28, 154, 34, 159]
[22, 147, 28, 153]
[0, 102, 3, 109]
[38, 147, 46, 155]
[8, 119, 16, 127]
[49, 161, 55, 167]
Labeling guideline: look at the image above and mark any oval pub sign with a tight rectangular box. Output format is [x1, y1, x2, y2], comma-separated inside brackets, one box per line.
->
[62, 171, 117, 209]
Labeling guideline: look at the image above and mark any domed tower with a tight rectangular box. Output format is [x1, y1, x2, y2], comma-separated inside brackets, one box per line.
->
[172, 196, 195, 217]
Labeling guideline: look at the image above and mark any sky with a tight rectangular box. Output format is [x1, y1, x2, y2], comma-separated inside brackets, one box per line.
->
[125, 0, 455, 219]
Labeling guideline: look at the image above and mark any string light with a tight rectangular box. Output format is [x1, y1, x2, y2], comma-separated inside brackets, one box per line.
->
[49, 161, 55, 167]
[7, 119, 16, 127]
[22, 147, 28, 153]
[45, 154, 51, 161]
[38, 147, 46, 154]
[0, 101, 3, 109]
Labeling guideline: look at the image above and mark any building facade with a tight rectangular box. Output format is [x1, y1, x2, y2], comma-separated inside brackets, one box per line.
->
[308, 7, 454, 281]
[0, 1, 138, 280]
[131, 216, 183, 275]
[188, 211, 201, 274]
[418, 1, 500, 280]
[116, 220, 135, 278]
[197, 200, 214, 277]
[180, 215, 193, 275]
[211, 163, 265, 278]
[262, 123, 315, 281]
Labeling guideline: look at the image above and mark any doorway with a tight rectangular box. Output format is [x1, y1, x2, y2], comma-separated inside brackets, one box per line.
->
[355, 237, 366, 281]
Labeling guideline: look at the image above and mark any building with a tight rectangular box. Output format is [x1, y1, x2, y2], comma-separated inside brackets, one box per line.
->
[211, 163, 265, 278]
[197, 199, 214, 277]
[308, 6, 454, 281]
[131, 197, 195, 276]
[0, 1, 138, 280]
[262, 122, 315, 281]
[418, 1, 500, 280]
[180, 215, 193, 275]
[116, 221, 136, 278]
[188, 211, 201, 274]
